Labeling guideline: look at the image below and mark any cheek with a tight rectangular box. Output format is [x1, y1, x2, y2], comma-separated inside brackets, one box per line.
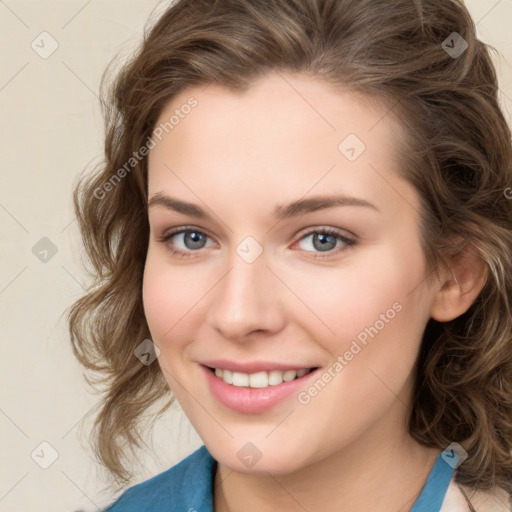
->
[142, 254, 172, 339]
[288, 247, 423, 340]
[142, 247, 216, 352]
[286, 241, 430, 388]
[338, 250, 428, 389]
[142, 249, 189, 345]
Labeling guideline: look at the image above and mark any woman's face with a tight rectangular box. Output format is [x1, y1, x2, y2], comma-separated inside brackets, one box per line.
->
[143, 72, 438, 474]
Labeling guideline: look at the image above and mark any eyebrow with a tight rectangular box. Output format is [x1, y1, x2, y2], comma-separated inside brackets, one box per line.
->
[147, 192, 379, 219]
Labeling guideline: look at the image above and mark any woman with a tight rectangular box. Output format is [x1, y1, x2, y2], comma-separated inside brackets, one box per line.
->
[69, 0, 512, 510]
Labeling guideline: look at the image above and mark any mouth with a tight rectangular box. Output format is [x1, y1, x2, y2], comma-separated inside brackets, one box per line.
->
[201, 363, 322, 413]
[204, 365, 320, 389]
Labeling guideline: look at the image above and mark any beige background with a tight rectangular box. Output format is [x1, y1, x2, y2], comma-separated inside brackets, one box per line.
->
[0, 1, 510, 511]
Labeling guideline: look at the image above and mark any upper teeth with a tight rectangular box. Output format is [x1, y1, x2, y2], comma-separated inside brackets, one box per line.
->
[214, 368, 310, 388]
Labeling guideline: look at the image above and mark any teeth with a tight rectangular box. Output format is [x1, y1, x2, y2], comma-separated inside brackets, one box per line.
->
[223, 369, 233, 384]
[232, 372, 249, 387]
[282, 370, 297, 381]
[212, 367, 313, 388]
[268, 370, 284, 386]
[249, 371, 268, 388]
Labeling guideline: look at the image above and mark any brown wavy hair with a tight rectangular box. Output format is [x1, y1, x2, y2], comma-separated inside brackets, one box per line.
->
[68, 0, 512, 495]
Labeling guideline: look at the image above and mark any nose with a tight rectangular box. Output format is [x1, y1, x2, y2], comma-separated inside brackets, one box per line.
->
[206, 249, 286, 341]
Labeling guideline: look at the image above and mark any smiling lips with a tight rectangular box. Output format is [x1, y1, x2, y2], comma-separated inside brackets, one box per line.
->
[201, 360, 321, 413]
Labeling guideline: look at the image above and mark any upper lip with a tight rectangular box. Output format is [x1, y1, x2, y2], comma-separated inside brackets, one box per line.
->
[201, 359, 319, 374]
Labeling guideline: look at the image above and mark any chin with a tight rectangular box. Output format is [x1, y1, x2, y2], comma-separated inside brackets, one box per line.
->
[208, 440, 314, 476]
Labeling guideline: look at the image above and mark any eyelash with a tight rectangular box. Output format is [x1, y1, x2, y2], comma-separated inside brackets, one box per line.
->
[157, 226, 356, 260]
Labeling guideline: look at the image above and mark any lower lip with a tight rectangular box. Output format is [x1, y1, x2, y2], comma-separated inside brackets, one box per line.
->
[202, 365, 320, 413]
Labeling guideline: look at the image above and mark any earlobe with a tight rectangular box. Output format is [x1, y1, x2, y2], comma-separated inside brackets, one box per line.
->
[430, 242, 488, 323]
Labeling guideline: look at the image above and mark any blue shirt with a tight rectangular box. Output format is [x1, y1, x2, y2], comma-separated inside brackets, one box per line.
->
[102, 445, 454, 511]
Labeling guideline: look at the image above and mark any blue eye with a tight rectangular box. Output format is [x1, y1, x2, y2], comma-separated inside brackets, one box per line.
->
[158, 228, 215, 258]
[294, 228, 355, 258]
[158, 226, 356, 259]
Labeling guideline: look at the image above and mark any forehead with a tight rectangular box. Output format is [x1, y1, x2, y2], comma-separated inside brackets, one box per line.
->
[154, 72, 396, 141]
[147, 71, 416, 219]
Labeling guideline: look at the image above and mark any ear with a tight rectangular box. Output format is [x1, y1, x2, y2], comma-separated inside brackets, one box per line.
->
[430, 240, 488, 322]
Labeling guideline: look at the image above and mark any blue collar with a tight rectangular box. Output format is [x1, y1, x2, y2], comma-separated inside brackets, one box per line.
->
[409, 451, 455, 512]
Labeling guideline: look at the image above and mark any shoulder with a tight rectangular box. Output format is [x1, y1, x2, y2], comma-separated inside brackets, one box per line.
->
[440, 476, 511, 512]
[103, 445, 216, 512]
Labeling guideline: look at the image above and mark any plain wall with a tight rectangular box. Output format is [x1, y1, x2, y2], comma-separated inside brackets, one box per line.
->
[0, 1, 510, 511]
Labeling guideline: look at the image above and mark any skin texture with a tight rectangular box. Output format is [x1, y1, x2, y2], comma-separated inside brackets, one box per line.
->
[143, 72, 486, 512]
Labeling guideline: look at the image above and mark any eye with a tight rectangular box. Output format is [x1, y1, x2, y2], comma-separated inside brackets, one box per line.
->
[293, 227, 356, 258]
[157, 226, 356, 260]
[158, 227, 215, 258]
